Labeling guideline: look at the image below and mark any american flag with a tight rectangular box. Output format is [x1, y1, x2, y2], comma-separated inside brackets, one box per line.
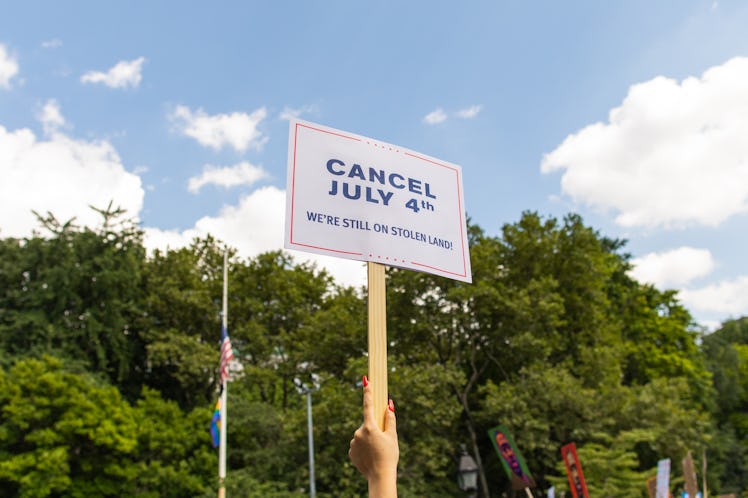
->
[219, 324, 234, 383]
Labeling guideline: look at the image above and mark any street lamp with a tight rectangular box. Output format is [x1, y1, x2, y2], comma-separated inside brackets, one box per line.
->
[294, 375, 320, 498]
[458, 444, 479, 496]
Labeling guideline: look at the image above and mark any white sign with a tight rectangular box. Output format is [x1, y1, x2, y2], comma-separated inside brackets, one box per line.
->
[285, 119, 472, 283]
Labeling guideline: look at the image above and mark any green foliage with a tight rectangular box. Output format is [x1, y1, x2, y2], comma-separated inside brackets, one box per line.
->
[217, 469, 305, 498]
[0, 357, 214, 497]
[547, 432, 651, 498]
[0, 209, 744, 496]
[142, 238, 228, 409]
[229, 251, 336, 410]
[0, 356, 138, 496]
[0, 208, 148, 398]
[387, 361, 465, 497]
[129, 388, 216, 497]
[702, 317, 748, 495]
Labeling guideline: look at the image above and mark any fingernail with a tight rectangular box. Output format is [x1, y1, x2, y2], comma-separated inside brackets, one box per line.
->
[362, 375, 369, 387]
[388, 399, 395, 412]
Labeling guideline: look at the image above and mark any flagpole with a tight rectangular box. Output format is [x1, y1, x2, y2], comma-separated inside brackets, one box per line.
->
[218, 250, 229, 498]
[702, 448, 708, 498]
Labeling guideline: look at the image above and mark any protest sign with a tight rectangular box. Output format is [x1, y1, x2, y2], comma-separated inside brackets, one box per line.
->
[487, 425, 536, 490]
[285, 118, 471, 283]
[285, 119, 472, 428]
[561, 443, 590, 498]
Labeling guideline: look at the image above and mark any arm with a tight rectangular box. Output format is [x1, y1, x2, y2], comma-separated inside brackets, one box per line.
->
[348, 376, 399, 498]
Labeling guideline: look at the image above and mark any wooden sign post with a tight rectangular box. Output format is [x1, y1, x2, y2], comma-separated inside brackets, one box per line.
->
[367, 262, 388, 429]
[285, 118, 471, 429]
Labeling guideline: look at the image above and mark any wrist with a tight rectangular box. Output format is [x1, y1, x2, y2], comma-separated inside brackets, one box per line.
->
[368, 470, 397, 498]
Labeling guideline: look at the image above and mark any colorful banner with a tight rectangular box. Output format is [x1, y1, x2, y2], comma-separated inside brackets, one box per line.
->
[487, 425, 536, 490]
[561, 443, 590, 498]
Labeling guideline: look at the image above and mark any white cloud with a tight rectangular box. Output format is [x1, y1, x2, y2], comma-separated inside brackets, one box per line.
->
[143, 186, 366, 289]
[679, 275, 748, 315]
[188, 161, 267, 193]
[456, 105, 482, 119]
[423, 108, 447, 125]
[0, 123, 144, 238]
[279, 104, 317, 121]
[699, 320, 721, 333]
[41, 39, 62, 49]
[300, 251, 367, 290]
[0, 44, 19, 89]
[81, 57, 145, 89]
[189, 186, 284, 254]
[629, 247, 715, 288]
[170, 105, 267, 152]
[542, 56, 748, 228]
[37, 99, 66, 135]
[142, 226, 195, 253]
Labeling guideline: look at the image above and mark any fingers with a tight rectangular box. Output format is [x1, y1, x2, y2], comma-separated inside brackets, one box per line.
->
[362, 377, 375, 427]
[362, 376, 397, 434]
[384, 399, 397, 435]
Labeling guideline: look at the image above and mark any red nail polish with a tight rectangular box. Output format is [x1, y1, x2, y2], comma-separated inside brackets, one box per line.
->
[388, 399, 395, 412]
[362, 375, 369, 387]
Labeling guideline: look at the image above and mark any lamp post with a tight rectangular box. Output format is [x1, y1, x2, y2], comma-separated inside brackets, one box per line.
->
[458, 444, 479, 497]
[294, 375, 320, 498]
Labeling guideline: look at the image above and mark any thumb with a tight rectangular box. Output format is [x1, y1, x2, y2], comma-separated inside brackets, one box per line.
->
[384, 399, 397, 435]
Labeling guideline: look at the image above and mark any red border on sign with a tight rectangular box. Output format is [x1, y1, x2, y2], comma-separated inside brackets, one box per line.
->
[289, 122, 469, 279]
[289, 123, 363, 257]
[403, 151, 468, 278]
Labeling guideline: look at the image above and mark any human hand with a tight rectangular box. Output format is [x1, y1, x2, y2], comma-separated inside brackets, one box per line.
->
[348, 376, 398, 497]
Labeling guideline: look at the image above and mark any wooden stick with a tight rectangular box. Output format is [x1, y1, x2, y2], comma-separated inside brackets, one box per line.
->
[524, 487, 533, 498]
[367, 262, 388, 431]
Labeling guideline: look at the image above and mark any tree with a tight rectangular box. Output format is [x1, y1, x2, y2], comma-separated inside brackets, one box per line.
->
[142, 237, 228, 409]
[0, 207, 148, 399]
[0, 356, 138, 497]
[229, 251, 336, 411]
[0, 208, 740, 496]
[478, 366, 710, 496]
[0, 357, 215, 497]
[702, 317, 748, 495]
[130, 388, 215, 497]
[548, 432, 651, 498]
[387, 213, 633, 496]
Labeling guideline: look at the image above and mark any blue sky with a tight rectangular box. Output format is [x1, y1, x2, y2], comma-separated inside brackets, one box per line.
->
[2, 1, 748, 329]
